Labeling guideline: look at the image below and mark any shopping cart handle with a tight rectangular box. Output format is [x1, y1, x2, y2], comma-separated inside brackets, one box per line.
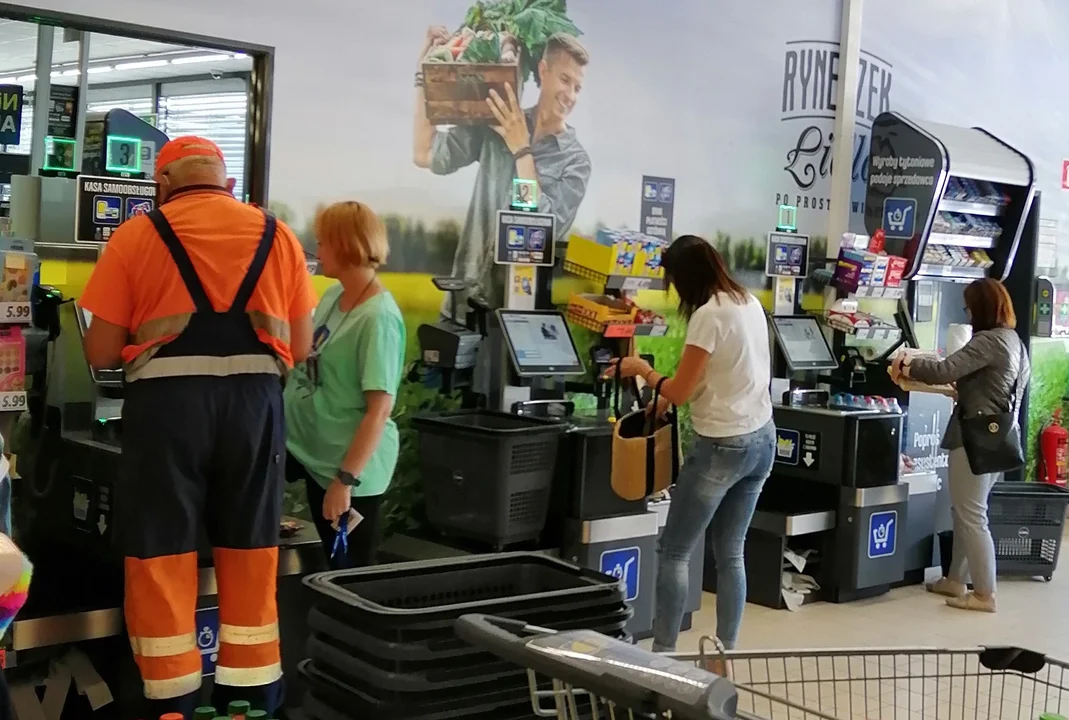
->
[455, 614, 539, 660]
[457, 614, 739, 720]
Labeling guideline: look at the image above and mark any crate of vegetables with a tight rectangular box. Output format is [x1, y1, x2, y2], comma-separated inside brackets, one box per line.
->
[421, 0, 582, 126]
[422, 30, 522, 126]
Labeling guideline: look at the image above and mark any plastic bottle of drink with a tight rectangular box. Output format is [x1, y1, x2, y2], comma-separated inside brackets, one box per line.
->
[246, 711, 267, 720]
[193, 708, 217, 720]
[159, 714, 183, 720]
[228, 700, 251, 719]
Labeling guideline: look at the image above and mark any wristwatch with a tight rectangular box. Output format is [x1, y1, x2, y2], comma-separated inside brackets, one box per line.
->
[336, 470, 360, 487]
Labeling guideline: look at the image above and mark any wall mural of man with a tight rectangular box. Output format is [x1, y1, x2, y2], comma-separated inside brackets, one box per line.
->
[413, 28, 592, 314]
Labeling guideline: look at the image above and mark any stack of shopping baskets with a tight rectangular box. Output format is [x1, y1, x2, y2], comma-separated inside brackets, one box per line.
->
[299, 552, 632, 719]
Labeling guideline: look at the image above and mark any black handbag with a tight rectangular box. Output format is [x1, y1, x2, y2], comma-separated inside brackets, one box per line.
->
[958, 341, 1026, 476]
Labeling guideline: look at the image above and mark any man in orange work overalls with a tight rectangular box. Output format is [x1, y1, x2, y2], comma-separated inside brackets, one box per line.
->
[79, 136, 316, 717]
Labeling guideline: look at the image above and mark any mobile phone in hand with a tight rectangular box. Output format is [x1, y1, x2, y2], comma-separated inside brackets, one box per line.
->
[331, 508, 364, 534]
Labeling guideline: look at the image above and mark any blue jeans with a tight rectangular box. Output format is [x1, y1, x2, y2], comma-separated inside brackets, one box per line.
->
[652, 421, 775, 652]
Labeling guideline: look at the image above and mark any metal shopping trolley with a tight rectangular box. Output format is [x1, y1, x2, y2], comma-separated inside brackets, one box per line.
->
[455, 614, 1069, 719]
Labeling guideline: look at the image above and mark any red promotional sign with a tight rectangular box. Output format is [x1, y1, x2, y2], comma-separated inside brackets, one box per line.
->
[1062, 160, 1069, 190]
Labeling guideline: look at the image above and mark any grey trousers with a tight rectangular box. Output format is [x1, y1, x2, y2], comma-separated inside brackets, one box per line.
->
[947, 447, 999, 595]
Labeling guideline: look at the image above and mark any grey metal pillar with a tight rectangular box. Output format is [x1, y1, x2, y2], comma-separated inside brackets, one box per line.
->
[29, 24, 54, 174]
[74, 31, 90, 169]
[824, 0, 865, 261]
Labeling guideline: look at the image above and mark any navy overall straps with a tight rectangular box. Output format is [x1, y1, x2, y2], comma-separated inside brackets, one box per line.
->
[145, 208, 278, 313]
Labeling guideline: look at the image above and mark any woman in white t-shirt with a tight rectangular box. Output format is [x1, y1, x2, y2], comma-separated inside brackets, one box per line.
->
[607, 235, 775, 652]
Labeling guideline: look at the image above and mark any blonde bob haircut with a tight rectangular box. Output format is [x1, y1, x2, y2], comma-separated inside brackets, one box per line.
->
[315, 201, 389, 270]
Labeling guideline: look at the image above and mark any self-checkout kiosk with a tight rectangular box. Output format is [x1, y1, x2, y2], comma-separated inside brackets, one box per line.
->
[724, 112, 1041, 609]
[705, 304, 908, 607]
[854, 111, 1038, 578]
[405, 181, 700, 639]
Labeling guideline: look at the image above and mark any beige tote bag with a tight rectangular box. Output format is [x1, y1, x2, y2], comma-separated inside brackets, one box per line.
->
[610, 367, 681, 501]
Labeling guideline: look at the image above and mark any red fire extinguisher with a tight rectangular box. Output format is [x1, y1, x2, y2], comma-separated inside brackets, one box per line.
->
[1039, 409, 1069, 486]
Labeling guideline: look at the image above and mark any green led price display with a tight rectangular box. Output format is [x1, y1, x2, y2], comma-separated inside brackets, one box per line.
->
[105, 135, 143, 174]
[43, 136, 77, 172]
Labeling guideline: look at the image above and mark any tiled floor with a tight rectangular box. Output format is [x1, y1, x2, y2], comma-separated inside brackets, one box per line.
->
[662, 565, 1069, 719]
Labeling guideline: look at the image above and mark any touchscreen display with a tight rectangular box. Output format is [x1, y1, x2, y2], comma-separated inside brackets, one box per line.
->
[773, 316, 836, 369]
[500, 311, 583, 373]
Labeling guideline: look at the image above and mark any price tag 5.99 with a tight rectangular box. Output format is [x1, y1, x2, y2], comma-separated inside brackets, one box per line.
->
[0, 302, 31, 324]
[0, 391, 27, 412]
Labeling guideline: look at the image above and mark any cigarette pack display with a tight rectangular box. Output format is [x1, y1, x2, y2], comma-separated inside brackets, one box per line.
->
[959, 178, 985, 201]
[943, 176, 1010, 208]
[871, 255, 890, 286]
[831, 248, 876, 292]
[0, 327, 25, 392]
[969, 249, 994, 269]
[885, 256, 908, 287]
[944, 177, 968, 202]
[977, 180, 1010, 206]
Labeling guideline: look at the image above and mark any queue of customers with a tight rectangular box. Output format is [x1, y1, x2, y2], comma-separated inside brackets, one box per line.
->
[284, 211, 1030, 641]
[69, 136, 1031, 716]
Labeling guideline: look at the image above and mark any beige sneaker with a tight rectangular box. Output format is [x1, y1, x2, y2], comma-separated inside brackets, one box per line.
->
[926, 577, 966, 598]
[946, 592, 996, 613]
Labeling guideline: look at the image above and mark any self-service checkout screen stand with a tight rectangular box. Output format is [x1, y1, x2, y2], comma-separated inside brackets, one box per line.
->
[766, 222, 816, 403]
[486, 179, 562, 411]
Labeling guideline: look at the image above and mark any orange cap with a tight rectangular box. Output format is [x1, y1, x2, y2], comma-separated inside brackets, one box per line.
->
[156, 136, 225, 173]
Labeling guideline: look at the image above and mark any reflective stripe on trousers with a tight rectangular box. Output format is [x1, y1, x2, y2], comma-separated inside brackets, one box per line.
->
[125, 548, 281, 700]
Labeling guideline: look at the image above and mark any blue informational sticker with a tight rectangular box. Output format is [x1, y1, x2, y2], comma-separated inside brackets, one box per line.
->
[600, 546, 640, 602]
[195, 606, 220, 677]
[882, 197, 917, 239]
[93, 195, 122, 225]
[868, 510, 898, 559]
[775, 428, 800, 465]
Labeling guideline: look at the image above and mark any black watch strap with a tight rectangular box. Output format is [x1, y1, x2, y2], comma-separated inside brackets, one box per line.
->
[336, 470, 360, 487]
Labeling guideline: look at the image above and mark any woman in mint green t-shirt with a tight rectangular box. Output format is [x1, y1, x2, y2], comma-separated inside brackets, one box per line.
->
[284, 201, 406, 568]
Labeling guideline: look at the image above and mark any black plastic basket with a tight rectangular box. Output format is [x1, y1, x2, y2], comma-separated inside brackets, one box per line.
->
[303, 553, 625, 640]
[412, 410, 568, 547]
[307, 634, 524, 695]
[989, 482, 1069, 581]
[300, 660, 531, 720]
[307, 602, 633, 671]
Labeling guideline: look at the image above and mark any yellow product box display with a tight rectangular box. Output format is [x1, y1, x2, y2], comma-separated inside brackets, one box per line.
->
[566, 293, 637, 330]
[564, 230, 668, 281]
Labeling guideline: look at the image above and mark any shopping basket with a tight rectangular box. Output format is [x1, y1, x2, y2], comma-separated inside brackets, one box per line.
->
[456, 614, 1069, 719]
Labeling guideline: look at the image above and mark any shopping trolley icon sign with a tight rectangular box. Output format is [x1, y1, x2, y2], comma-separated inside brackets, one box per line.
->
[882, 197, 917, 240]
[196, 606, 220, 677]
[600, 546, 640, 602]
[868, 510, 897, 559]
